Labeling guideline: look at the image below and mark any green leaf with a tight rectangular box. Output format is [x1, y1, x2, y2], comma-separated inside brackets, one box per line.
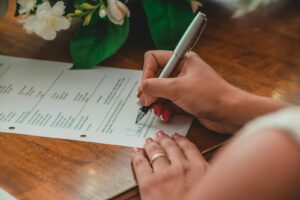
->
[70, 18, 129, 69]
[80, 3, 96, 10]
[74, 0, 89, 6]
[83, 13, 92, 26]
[141, 0, 195, 49]
[0, 0, 8, 18]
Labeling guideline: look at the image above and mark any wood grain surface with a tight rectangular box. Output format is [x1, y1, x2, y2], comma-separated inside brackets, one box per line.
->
[0, 0, 299, 199]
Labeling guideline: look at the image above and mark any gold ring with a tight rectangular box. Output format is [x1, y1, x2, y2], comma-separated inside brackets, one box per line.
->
[150, 153, 167, 165]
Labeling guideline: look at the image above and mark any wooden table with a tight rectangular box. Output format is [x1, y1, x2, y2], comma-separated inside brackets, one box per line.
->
[0, 0, 299, 199]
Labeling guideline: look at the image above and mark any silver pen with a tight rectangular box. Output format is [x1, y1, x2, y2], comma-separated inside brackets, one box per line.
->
[135, 12, 207, 123]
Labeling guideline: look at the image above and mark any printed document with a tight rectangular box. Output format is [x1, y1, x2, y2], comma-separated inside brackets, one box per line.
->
[0, 55, 192, 147]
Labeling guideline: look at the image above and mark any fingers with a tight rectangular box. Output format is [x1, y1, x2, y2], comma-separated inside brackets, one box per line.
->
[141, 77, 181, 106]
[132, 130, 206, 182]
[142, 50, 173, 81]
[143, 132, 204, 165]
[171, 133, 206, 163]
[144, 138, 170, 171]
[139, 51, 174, 106]
[152, 101, 185, 122]
[152, 102, 173, 122]
[152, 103, 163, 116]
[155, 131, 187, 164]
[131, 148, 153, 183]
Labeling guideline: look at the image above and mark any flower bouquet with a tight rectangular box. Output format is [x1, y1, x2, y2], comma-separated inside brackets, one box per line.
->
[3, 0, 278, 68]
[13, 0, 203, 68]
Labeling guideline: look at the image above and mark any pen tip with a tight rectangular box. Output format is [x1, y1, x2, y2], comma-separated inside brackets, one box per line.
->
[135, 116, 141, 124]
[135, 111, 145, 124]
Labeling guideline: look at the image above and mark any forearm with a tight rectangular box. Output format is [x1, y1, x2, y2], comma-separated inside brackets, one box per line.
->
[221, 87, 290, 132]
[189, 129, 300, 200]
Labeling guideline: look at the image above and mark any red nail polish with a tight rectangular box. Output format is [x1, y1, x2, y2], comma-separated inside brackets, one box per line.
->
[137, 89, 142, 97]
[162, 110, 170, 121]
[154, 105, 162, 116]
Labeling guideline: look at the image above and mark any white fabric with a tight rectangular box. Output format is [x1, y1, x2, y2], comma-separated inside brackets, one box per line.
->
[240, 107, 300, 145]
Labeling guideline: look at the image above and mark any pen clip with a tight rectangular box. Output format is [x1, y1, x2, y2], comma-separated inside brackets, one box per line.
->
[188, 15, 207, 51]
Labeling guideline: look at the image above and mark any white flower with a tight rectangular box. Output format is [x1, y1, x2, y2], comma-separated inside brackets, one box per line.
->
[191, 0, 202, 13]
[99, 5, 107, 18]
[233, 0, 278, 17]
[19, 1, 70, 40]
[213, 0, 279, 18]
[106, 0, 130, 25]
[17, 0, 37, 15]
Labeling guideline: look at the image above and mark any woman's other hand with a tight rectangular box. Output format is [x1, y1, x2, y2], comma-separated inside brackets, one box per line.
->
[131, 131, 209, 200]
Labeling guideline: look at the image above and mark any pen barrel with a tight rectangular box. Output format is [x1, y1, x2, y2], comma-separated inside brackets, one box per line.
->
[159, 54, 182, 78]
[174, 12, 206, 56]
[158, 12, 206, 79]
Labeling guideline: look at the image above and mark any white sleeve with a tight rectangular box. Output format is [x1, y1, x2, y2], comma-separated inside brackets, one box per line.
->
[239, 107, 300, 145]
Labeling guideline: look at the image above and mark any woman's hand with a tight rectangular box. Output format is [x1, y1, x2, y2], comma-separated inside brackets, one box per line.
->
[138, 50, 241, 133]
[138, 50, 288, 133]
[131, 131, 209, 200]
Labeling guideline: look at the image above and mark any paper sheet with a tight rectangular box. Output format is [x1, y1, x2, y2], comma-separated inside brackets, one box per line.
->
[0, 188, 16, 200]
[0, 55, 192, 147]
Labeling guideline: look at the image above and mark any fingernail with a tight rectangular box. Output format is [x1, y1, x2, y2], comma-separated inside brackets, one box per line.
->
[156, 130, 165, 138]
[137, 89, 142, 97]
[171, 133, 181, 140]
[154, 107, 158, 115]
[156, 130, 165, 136]
[154, 105, 162, 116]
[146, 138, 153, 143]
[150, 108, 154, 115]
[132, 147, 139, 155]
[160, 114, 165, 121]
[133, 147, 139, 152]
[162, 110, 170, 121]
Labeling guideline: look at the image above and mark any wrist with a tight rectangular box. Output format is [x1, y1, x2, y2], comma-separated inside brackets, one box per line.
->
[194, 84, 247, 133]
[222, 87, 290, 131]
[214, 86, 247, 131]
